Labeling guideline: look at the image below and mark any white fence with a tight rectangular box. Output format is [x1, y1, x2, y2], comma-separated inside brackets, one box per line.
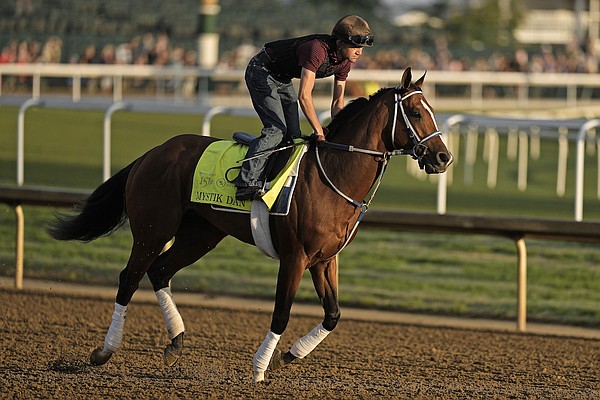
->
[2, 63, 600, 110]
[2, 64, 599, 220]
[7, 95, 600, 221]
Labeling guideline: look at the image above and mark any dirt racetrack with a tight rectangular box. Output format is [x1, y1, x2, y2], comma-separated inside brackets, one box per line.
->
[1, 287, 599, 399]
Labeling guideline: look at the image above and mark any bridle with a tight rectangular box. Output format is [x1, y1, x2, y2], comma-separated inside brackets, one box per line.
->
[318, 87, 443, 166]
[393, 87, 443, 162]
[315, 86, 444, 257]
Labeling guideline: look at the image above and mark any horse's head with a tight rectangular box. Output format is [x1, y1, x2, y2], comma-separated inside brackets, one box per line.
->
[391, 68, 453, 174]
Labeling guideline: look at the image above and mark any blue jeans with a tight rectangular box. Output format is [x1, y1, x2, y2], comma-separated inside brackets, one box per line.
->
[235, 52, 301, 188]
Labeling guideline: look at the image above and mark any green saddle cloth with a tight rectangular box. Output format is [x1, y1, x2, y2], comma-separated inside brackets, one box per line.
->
[191, 139, 306, 211]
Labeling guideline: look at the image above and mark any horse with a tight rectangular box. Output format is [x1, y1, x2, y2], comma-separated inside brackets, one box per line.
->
[48, 67, 453, 383]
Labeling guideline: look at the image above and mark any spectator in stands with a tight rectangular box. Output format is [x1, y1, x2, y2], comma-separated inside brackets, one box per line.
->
[233, 15, 374, 200]
[116, 43, 132, 65]
[169, 44, 185, 94]
[29, 40, 41, 63]
[99, 44, 116, 94]
[79, 44, 97, 64]
[153, 33, 170, 66]
[182, 49, 198, 98]
[131, 52, 150, 90]
[79, 44, 98, 93]
[16, 41, 35, 86]
[16, 41, 31, 64]
[0, 40, 18, 64]
[40, 36, 62, 63]
[140, 32, 156, 63]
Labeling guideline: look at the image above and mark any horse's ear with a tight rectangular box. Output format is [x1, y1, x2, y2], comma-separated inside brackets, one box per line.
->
[401, 67, 412, 89]
[415, 70, 427, 88]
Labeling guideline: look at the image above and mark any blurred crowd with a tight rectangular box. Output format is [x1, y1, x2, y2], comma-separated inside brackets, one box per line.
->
[359, 36, 599, 74]
[0, 32, 199, 95]
[4, 32, 599, 73]
[1, 31, 599, 96]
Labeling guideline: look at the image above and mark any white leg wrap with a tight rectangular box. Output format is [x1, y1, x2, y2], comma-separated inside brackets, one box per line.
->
[155, 287, 185, 339]
[253, 330, 281, 378]
[290, 323, 331, 359]
[103, 302, 127, 354]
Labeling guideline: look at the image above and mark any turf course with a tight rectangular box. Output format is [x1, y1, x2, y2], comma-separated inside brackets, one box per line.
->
[0, 105, 598, 326]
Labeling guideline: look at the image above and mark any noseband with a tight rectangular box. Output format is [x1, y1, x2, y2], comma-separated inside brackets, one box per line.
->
[392, 87, 443, 162]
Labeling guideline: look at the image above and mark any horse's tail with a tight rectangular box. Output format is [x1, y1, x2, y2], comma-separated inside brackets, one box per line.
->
[47, 160, 137, 242]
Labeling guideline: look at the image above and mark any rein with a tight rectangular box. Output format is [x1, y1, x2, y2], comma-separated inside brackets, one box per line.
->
[315, 87, 442, 257]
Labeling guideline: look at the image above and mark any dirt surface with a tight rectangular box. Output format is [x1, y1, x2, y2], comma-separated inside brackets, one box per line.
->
[1, 289, 599, 399]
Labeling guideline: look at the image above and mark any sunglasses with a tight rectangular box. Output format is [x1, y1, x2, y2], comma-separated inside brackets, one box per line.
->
[345, 34, 374, 47]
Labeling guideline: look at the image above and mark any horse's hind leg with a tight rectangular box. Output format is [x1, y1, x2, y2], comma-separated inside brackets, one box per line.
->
[90, 236, 169, 366]
[269, 257, 339, 371]
[147, 214, 226, 366]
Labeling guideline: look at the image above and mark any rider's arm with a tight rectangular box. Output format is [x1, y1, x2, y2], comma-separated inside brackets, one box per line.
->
[331, 78, 346, 118]
[298, 67, 325, 141]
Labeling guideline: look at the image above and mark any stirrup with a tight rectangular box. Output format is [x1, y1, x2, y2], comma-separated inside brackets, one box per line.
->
[236, 186, 262, 201]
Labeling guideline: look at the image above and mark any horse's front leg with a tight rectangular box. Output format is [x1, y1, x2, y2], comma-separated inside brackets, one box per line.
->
[253, 255, 307, 383]
[269, 257, 340, 372]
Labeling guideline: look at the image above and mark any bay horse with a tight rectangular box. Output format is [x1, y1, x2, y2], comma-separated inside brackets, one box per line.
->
[48, 67, 452, 383]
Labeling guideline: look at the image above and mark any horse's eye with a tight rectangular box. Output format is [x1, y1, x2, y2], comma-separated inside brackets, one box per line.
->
[410, 110, 421, 118]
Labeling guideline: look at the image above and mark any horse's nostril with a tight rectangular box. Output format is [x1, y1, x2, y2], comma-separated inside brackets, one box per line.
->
[437, 152, 451, 164]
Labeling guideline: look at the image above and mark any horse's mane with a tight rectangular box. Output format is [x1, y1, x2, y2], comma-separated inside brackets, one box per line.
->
[326, 87, 392, 138]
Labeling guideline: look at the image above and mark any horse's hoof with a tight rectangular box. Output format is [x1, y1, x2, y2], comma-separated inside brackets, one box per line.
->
[163, 332, 184, 367]
[268, 350, 285, 370]
[268, 350, 296, 371]
[163, 346, 182, 367]
[90, 348, 112, 366]
[253, 371, 265, 383]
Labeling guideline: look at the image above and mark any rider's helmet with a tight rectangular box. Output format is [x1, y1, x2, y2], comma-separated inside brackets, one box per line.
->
[332, 15, 374, 47]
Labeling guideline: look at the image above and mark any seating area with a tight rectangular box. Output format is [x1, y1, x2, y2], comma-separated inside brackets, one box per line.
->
[3, 1, 597, 75]
[0, 0, 385, 64]
[0, 0, 199, 61]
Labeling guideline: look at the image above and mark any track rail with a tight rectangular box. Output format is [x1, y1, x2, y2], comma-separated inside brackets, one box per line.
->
[2, 185, 600, 332]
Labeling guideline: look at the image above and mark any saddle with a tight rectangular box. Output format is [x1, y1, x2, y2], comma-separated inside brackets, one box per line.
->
[190, 133, 308, 214]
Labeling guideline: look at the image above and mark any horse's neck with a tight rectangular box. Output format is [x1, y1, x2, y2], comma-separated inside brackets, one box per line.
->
[323, 98, 391, 200]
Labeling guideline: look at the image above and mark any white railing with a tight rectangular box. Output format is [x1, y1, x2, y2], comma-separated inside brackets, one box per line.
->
[439, 115, 600, 221]
[2, 63, 600, 109]
[11, 95, 600, 220]
[4, 64, 599, 220]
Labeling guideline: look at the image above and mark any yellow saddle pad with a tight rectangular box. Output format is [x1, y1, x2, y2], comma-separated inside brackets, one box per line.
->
[191, 139, 307, 211]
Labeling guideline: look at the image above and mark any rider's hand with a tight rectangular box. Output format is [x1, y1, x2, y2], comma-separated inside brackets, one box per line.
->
[315, 134, 326, 143]
[314, 126, 328, 143]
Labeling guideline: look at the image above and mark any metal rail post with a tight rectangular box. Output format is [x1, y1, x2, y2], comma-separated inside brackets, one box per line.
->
[574, 119, 600, 221]
[556, 127, 569, 197]
[515, 237, 527, 332]
[517, 130, 529, 192]
[103, 102, 131, 182]
[14, 205, 24, 290]
[17, 98, 45, 186]
[201, 105, 228, 136]
[438, 114, 465, 214]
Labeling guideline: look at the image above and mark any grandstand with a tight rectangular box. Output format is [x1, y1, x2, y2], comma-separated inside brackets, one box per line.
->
[0, 0, 197, 61]
[0, 0, 395, 64]
[2, 0, 599, 88]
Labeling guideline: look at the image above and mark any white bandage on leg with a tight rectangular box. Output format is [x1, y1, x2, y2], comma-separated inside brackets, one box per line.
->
[103, 302, 127, 354]
[290, 323, 331, 359]
[155, 287, 185, 339]
[253, 331, 281, 374]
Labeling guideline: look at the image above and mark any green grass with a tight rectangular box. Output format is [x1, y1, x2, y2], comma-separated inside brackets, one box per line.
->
[1, 105, 599, 327]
